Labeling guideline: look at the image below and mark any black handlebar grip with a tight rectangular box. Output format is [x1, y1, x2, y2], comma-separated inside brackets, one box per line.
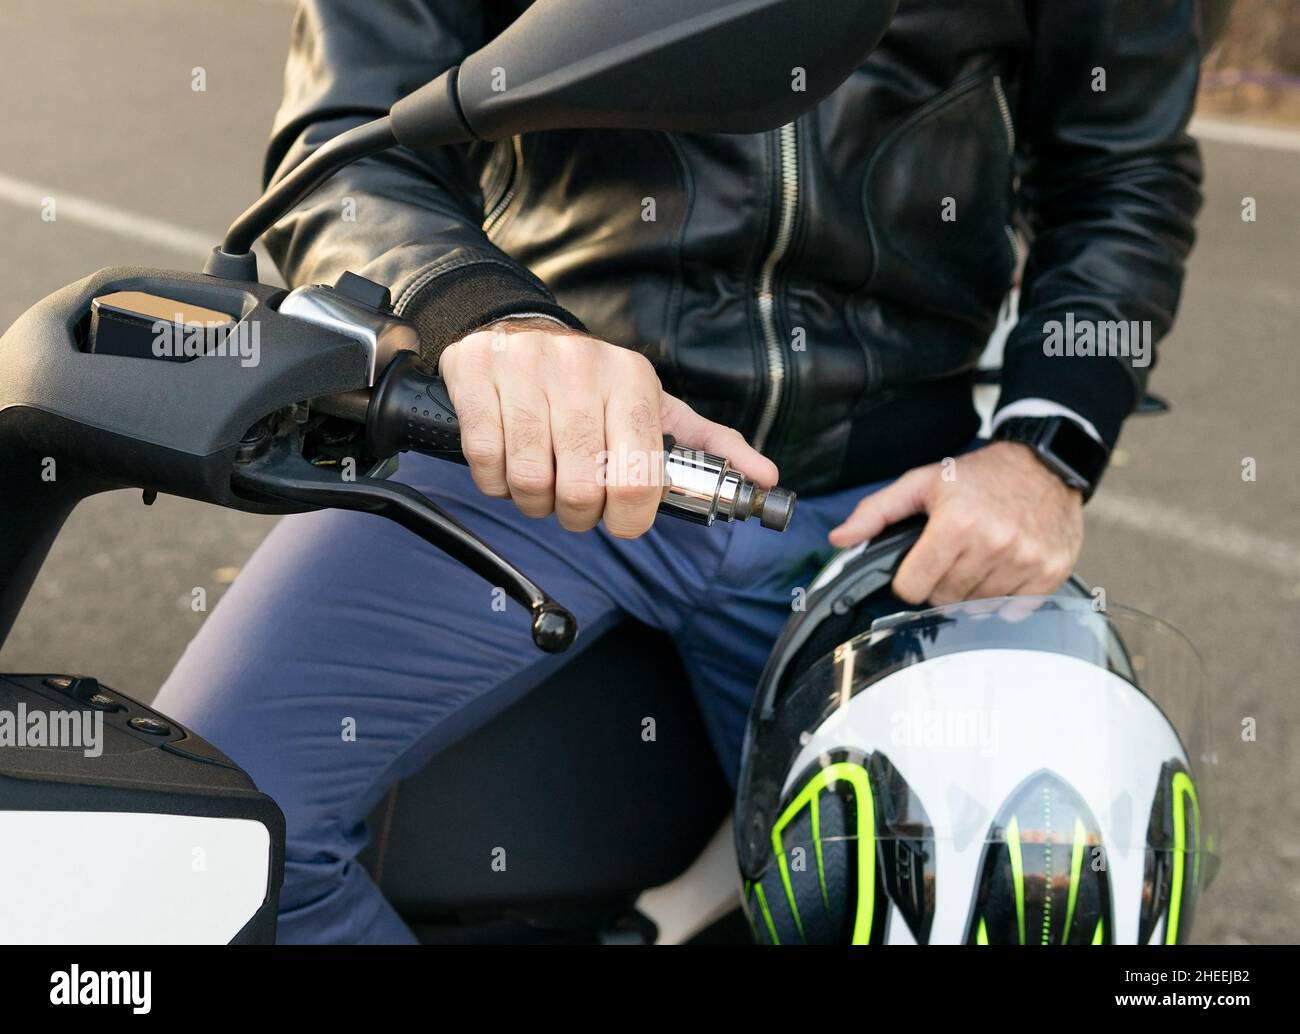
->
[366, 351, 465, 461]
[368, 351, 674, 467]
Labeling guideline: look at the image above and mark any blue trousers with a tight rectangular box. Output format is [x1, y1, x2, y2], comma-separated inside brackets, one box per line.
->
[154, 456, 882, 942]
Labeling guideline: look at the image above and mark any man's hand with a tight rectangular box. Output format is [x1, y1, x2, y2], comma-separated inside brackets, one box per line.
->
[439, 319, 778, 538]
[828, 442, 1084, 605]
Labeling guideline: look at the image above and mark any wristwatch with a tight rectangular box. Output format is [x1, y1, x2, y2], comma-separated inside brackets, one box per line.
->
[992, 415, 1109, 501]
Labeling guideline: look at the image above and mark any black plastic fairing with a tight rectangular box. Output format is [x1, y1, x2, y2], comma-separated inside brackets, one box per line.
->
[0, 267, 369, 507]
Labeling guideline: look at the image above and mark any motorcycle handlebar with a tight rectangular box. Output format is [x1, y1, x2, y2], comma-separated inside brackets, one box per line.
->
[357, 351, 796, 532]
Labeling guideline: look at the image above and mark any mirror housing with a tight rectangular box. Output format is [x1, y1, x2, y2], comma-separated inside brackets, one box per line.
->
[392, 0, 897, 149]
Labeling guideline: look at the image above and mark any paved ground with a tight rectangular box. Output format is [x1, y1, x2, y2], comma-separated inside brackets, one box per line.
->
[1, 0, 1297, 943]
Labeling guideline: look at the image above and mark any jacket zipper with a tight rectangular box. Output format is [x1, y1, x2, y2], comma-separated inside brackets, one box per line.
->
[991, 75, 1015, 154]
[1004, 224, 1023, 267]
[992, 76, 1021, 269]
[752, 120, 800, 453]
[483, 136, 523, 234]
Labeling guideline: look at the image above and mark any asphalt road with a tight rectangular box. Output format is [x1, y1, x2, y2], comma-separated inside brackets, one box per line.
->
[1, 0, 1298, 943]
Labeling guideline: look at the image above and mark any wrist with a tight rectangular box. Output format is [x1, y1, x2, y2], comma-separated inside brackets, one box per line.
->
[478, 313, 583, 335]
[991, 415, 1108, 501]
[992, 440, 1085, 499]
[401, 261, 587, 370]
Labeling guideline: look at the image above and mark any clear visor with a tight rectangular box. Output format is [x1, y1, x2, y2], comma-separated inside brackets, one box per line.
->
[737, 596, 1219, 889]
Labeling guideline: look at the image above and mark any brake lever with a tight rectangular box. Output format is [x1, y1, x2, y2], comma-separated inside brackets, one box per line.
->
[231, 434, 577, 653]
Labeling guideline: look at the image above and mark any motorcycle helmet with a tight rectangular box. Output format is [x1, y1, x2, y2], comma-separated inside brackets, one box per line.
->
[735, 518, 1218, 945]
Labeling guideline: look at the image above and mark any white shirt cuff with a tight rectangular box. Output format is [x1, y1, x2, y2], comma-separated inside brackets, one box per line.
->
[991, 399, 1104, 444]
[487, 311, 573, 329]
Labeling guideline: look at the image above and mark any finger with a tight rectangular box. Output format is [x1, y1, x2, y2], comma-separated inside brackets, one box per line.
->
[893, 514, 966, 605]
[549, 396, 606, 533]
[441, 346, 508, 498]
[966, 563, 1030, 602]
[935, 521, 1018, 603]
[661, 393, 778, 487]
[602, 365, 664, 539]
[496, 360, 555, 518]
[969, 560, 1068, 624]
[966, 536, 1041, 600]
[1015, 558, 1075, 597]
[828, 465, 934, 548]
[928, 544, 995, 606]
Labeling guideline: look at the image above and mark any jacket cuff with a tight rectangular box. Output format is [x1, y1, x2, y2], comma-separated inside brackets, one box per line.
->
[995, 341, 1139, 450]
[396, 259, 587, 368]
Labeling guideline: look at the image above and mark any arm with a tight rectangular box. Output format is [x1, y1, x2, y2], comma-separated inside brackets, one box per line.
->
[264, 0, 775, 536]
[262, 0, 584, 362]
[996, 0, 1205, 448]
[832, 0, 1206, 602]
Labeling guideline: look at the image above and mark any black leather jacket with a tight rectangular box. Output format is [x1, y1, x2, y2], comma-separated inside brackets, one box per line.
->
[264, 0, 1206, 494]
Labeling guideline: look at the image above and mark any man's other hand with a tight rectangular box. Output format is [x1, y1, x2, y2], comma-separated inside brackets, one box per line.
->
[828, 442, 1084, 604]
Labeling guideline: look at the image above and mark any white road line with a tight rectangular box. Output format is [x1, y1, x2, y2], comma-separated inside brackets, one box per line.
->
[1089, 491, 1300, 579]
[0, 171, 216, 255]
[1190, 117, 1300, 153]
[0, 171, 284, 285]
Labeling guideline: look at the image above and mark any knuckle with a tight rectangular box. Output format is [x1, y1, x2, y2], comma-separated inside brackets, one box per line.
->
[984, 520, 1017, 552]
[1047, 552, 1074, 582]
[472, 476, 511, 499]
[505, 460, 554, 497]
[550, 332, 595, 354]
[611, 346, 656, 381]
[461, 436, 503, 468]
[448, 336, 494, 373]
[939, 505, 976, 537]
[558, 511, 600, 533]
[503, 333, 544, 365]
[606, 481, 661, 510]
[891, 573, 926, 606]
[1012, 542, 1042, 569]
[604, 512, 655, 540]
[722, 426, 749, 450]
[558, 479, 605, 513]
[546, 334, 597, 372]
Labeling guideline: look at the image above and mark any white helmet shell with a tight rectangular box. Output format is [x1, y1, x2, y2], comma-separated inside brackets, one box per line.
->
[785, 648, 1191, 944]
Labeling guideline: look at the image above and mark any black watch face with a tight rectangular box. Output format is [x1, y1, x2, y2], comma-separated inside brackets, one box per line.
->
[1044, 421, 1100, 484]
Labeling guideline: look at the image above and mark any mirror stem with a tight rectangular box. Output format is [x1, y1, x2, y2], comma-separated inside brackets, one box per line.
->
[213, 115, 398, 264]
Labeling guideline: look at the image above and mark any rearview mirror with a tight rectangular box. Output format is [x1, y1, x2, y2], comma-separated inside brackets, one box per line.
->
[392, 0, 897, 148]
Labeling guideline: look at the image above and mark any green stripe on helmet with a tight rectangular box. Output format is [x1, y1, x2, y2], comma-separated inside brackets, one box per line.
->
[771, 761, 877, 944]
[1063, 815, 1087, 942]
[1006, 815, 1026, 946]
[1166, 771, 1200, 945]
[753, 882, 780, 946]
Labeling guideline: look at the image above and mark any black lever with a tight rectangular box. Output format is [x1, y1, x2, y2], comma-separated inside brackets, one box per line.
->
[231, 435, 577, 653]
